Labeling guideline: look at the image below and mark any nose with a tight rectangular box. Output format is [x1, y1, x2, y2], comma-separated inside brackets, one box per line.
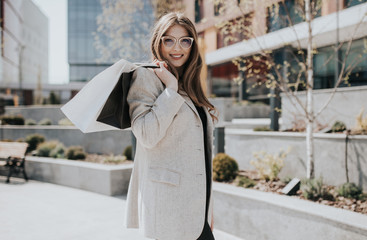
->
[173, 41, 182, 51]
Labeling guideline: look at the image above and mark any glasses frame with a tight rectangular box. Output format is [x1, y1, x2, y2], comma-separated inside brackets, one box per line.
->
[161, 36, 194, 49]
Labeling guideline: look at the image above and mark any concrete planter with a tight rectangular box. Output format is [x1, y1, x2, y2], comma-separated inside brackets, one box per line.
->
[225, 129, 367, 190]
[23, 156, 132, 196]
[213, 182, 367, 240]
[0, 125, 132, 155]
[5, 105, 66, 124]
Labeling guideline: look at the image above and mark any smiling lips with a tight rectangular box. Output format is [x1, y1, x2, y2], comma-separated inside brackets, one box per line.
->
[170, 54, 184, 59]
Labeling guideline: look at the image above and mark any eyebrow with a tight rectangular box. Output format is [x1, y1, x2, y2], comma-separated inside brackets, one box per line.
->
[164, 35, 191, 38]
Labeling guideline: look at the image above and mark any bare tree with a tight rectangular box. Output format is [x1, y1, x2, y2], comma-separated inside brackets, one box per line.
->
[213, 0, 367, 178]
[94, 0, 184, 63]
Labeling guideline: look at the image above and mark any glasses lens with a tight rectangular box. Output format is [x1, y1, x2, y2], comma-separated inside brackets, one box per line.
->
[180, 38, 193, 48]
[163, 37, 175, 47]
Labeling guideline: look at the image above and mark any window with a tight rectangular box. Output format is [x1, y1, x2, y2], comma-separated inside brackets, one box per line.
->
[267, 0, 303, 33]
[345, 0, 367, 8]
[313, 38, 367, 89]
[210, 62, 239, 98]
[195, 0, 204, 23]
[214, 2, 222, 16]
[217, 14, 252, 49]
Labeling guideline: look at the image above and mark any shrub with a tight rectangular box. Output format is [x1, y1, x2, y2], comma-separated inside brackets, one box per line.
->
[351, 108, 367, 135]
[0, 115, 25, 125]
[1, 139, 13, 142]
[49, 143, 66, 158]
[58, 118, 74, 126]
[331, 121, 346, 133]
[49, 91, 61, 104]
[234, 175, 256, 188]
[103, 155, 127, 164]
[25, 119, 37, 125]
[66, 146, 86, 160]
[25, 134, 45, 152]
[301, 177, 334, 201]
[213, 153, 238, 182]
[337, 182, 363, 200]
[123, 145, 132, 160]
[36, 141, 60, 157]
[38, 118, 52, 125]
[74, 151, 87, 160]
[250, 149, 289, 181]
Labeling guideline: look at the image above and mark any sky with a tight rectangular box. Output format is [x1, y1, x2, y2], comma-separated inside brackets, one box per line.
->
[32, 0, 69, 84]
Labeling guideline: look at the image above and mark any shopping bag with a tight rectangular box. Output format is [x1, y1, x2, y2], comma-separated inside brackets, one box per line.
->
[61, 59, 157, 133]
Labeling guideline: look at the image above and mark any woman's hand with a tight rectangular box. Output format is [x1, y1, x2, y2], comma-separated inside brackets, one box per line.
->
[153, 60, 178, 92]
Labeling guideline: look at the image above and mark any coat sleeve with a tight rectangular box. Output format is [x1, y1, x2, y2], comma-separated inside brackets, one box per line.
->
[127, 67, 185, 149]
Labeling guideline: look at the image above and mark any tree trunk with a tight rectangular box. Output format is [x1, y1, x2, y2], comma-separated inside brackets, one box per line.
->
[305, 0, 315, 179]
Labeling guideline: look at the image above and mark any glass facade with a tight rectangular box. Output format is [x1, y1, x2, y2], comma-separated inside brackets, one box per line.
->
[68, 0, 154, 82]
[345, 0, 367, 8]
[68, 0, 109, 82]
[211, 62, 239, 98]
[217, 14, 252, 49]
[314, 37, 367, 89]
[267, 0, 321, 33]
[267, 0, 303, 33]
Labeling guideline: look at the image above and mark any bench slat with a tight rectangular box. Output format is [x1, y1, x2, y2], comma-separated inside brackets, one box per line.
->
[0, 142, 28, 159]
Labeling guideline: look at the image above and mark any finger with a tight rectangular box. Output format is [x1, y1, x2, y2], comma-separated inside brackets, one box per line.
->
[159, 61, 165, 69]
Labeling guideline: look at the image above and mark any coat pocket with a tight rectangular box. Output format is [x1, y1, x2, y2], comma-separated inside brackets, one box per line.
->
[148, 166, 181, 186]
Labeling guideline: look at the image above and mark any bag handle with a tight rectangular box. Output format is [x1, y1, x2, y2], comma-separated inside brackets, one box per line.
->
[134, 63, 160, 69]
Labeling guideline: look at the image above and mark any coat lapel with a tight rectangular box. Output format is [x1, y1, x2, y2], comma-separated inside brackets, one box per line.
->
[178, 90, 200, 118]
[178, 90, 214, 158]
[178, 90, 214, 135]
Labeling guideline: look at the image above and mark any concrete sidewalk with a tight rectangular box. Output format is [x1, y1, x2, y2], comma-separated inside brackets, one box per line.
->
[0, 176, 241, 240]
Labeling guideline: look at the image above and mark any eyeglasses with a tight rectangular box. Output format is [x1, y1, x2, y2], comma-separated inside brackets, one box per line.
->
[161, 36, 194, 49]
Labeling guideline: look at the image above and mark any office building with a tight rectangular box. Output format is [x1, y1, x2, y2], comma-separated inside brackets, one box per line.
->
[68, 0, 154, 82]
[183, 0, 367, 102]
[0, 0, 49, 104]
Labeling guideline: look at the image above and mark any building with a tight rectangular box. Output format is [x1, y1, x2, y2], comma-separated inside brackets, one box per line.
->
[183, 0, 367, 103]
[0, 0, 49, 105]
[68, 0, 110, 82]
[68, 0, 154, 83]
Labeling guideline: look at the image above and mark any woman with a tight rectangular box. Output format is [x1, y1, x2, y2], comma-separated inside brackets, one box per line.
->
[125, 12, 217, 240]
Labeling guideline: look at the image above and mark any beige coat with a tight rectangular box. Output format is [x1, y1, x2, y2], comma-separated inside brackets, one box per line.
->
[125, 66, 214, 240]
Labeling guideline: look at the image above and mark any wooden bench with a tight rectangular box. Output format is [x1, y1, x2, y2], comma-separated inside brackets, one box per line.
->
[0, 141, 29, 183]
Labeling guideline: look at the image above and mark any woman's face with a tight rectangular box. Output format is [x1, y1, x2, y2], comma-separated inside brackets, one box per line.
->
[160, 24, 192, 69]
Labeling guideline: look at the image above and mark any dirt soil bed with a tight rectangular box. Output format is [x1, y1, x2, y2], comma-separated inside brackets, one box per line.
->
[228, 170, 367, 215]
[81, 154, 133, 165]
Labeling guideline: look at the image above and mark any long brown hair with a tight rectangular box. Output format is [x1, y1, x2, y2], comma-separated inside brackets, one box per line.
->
[150, 12, 217, 122]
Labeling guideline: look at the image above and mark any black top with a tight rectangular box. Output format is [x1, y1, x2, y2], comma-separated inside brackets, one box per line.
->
[194, 105, 211, 221]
